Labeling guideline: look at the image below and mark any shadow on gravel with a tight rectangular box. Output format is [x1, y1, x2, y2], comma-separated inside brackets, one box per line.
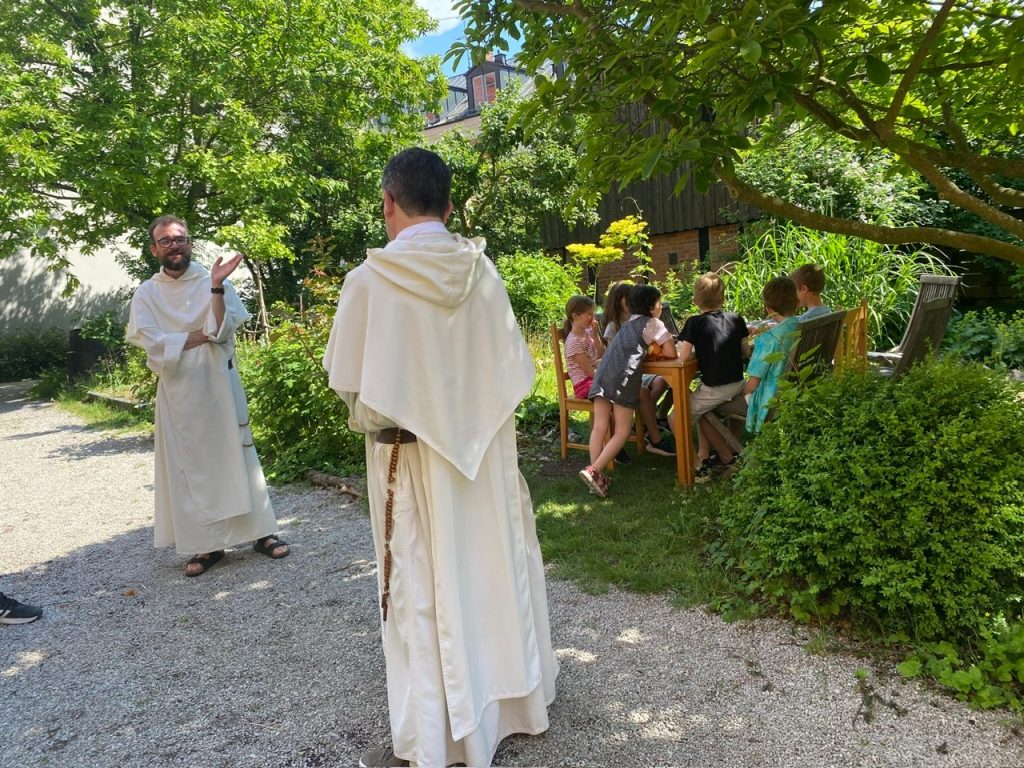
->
[1, 487, 394, 768]
[0, 395, 49, 417]
[43, 428, 153, 461]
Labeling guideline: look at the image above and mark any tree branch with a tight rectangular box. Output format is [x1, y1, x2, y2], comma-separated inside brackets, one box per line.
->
[876, 124, 1024, 241]
[881, 0, 956, 131]
[716, 161, 1024, 266]
[790, 91, 872, 143]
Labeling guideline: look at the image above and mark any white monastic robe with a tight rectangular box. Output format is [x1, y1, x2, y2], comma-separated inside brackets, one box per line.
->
[126, 262, 276, 555]
[323, 224, 558, 767]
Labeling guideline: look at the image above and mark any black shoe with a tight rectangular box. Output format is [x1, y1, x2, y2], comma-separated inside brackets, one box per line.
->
[359, 746, 409, 767]
[615, 448, 633, 465]
[0, 592, 43, 625]
[646, 437, 677, 457]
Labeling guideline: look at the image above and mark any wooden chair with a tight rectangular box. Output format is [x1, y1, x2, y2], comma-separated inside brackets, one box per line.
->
[786, 310, 847, 382]
[868, 275, 959, 365]
[834, 300, 868, 375]
[705, 310, 846, 455]
[869, 295, 955, 377]
[550, 324, 643, 460]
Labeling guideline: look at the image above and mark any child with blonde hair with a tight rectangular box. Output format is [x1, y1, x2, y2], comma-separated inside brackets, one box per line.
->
[677, 272, 749, 477]
[790, 263, 830, 321]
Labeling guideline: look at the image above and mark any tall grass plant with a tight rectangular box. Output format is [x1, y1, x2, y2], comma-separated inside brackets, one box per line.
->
[723, 222, 952, 348]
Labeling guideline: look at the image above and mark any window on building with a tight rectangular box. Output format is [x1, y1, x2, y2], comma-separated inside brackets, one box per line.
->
[473, 72, 498, 107]
[668, 251, 679, 266]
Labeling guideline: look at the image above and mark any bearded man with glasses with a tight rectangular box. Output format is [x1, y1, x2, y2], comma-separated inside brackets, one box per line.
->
[126, 215, 288, 577]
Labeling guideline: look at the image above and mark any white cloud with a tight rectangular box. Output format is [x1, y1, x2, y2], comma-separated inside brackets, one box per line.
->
[417, 1, 464, 35]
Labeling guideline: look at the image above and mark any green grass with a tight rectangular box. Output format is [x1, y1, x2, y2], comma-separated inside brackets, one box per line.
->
[57, 394, 154, 435]
[521, 438, 747, 610]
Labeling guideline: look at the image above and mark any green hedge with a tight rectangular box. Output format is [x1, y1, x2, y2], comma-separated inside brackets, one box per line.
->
[716, 358, 1024, 642]
[236, 318, 363, 482]
[497, 251, 580, 332]
[0, 327, 68, 381]
[945, 308, 1024, 370]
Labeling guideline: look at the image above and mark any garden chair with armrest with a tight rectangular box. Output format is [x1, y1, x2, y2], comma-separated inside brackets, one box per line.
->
[834, 299, 869, 375]
[869, 295, 955, 378]
[867, 274, 959, 368]
[549, 323, 644, 461]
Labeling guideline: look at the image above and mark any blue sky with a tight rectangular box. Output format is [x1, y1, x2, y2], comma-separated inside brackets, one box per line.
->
[405, 2, 521, 77]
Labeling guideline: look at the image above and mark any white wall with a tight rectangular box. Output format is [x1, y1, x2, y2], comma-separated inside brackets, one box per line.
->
[0, 239, 256, 333]
[0, 243, 136, 332]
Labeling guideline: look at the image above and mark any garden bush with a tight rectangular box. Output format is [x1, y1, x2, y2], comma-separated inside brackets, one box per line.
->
[716, 357, 1024, 642]
[236, 317, 363, 482]
[497, 251, 580, 332]
[945, 308, 1024, 371]
[900, 619, 1024, 711]
[0, 327, 68, 381]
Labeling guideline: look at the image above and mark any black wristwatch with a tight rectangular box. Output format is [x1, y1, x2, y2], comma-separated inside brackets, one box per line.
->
[211, 286, 225, 294]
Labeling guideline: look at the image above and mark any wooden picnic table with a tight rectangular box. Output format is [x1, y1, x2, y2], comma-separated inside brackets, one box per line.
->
[642, 356, 700, 487]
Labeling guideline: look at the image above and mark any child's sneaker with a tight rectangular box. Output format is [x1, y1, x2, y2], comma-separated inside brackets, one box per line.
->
[615, 448, 633, 465]
[694, 458, 715, 483]
[579, 466, 608, 497]
[0, 592, 43, 624]
[646, 436, 677, 456]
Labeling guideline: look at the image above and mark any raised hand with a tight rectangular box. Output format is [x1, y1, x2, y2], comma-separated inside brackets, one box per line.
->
[211, 252, 244, 287]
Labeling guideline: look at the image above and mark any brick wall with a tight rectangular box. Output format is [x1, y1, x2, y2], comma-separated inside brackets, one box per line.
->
[572, 223, 744, 297]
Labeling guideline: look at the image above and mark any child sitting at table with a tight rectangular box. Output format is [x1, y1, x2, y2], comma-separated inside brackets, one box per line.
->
[791, 263, 831, 321]
[676, 272, 749, 474]
[604, 280, 672, 422]
[698, 276, 801, 477]
[562, 295, 604, 399]
[580, 285, 677, 497]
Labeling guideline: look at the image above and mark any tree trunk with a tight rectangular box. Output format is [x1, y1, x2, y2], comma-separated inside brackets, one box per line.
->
[243, 255, 271, 344]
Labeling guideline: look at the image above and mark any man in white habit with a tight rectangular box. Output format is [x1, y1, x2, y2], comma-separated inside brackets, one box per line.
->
[126, 215, 289, 577]
[323, 148, 558, 768]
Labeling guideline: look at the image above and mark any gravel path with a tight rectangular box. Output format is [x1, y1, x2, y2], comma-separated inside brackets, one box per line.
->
[2, 380, 1023, 768]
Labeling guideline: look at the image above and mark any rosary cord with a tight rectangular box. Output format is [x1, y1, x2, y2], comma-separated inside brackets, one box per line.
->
[381, 429, 402, 621]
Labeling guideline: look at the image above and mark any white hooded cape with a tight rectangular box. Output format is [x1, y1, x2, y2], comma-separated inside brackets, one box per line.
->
[323, 231, 556, 763]
[324, 231, 535, 481]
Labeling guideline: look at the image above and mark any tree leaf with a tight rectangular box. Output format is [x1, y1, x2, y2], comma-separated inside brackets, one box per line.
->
[864, 54, 891, 86]
[740, 38, 762, 64]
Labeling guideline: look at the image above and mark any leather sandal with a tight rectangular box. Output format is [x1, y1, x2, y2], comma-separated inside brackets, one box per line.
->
[253, 535, 289, 559]
[185, 550, 225, 577]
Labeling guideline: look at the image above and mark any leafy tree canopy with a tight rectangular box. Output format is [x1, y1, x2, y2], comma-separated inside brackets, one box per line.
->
[434, 86, 595, 256]
[453, 0, 1024, 265]
[0, 0, 443, 289]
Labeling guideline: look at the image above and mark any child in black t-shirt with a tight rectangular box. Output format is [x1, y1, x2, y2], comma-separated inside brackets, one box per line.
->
[677, 273, 749, 473]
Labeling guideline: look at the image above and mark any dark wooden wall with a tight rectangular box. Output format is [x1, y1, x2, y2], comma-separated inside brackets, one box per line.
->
[542, 165, 759, 248]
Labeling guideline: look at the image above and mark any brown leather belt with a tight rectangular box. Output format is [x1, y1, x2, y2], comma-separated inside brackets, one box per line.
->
[376, 428, 417, 444]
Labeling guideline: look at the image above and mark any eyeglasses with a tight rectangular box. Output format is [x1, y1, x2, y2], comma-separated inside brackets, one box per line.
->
[155, 236, 190, 247]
